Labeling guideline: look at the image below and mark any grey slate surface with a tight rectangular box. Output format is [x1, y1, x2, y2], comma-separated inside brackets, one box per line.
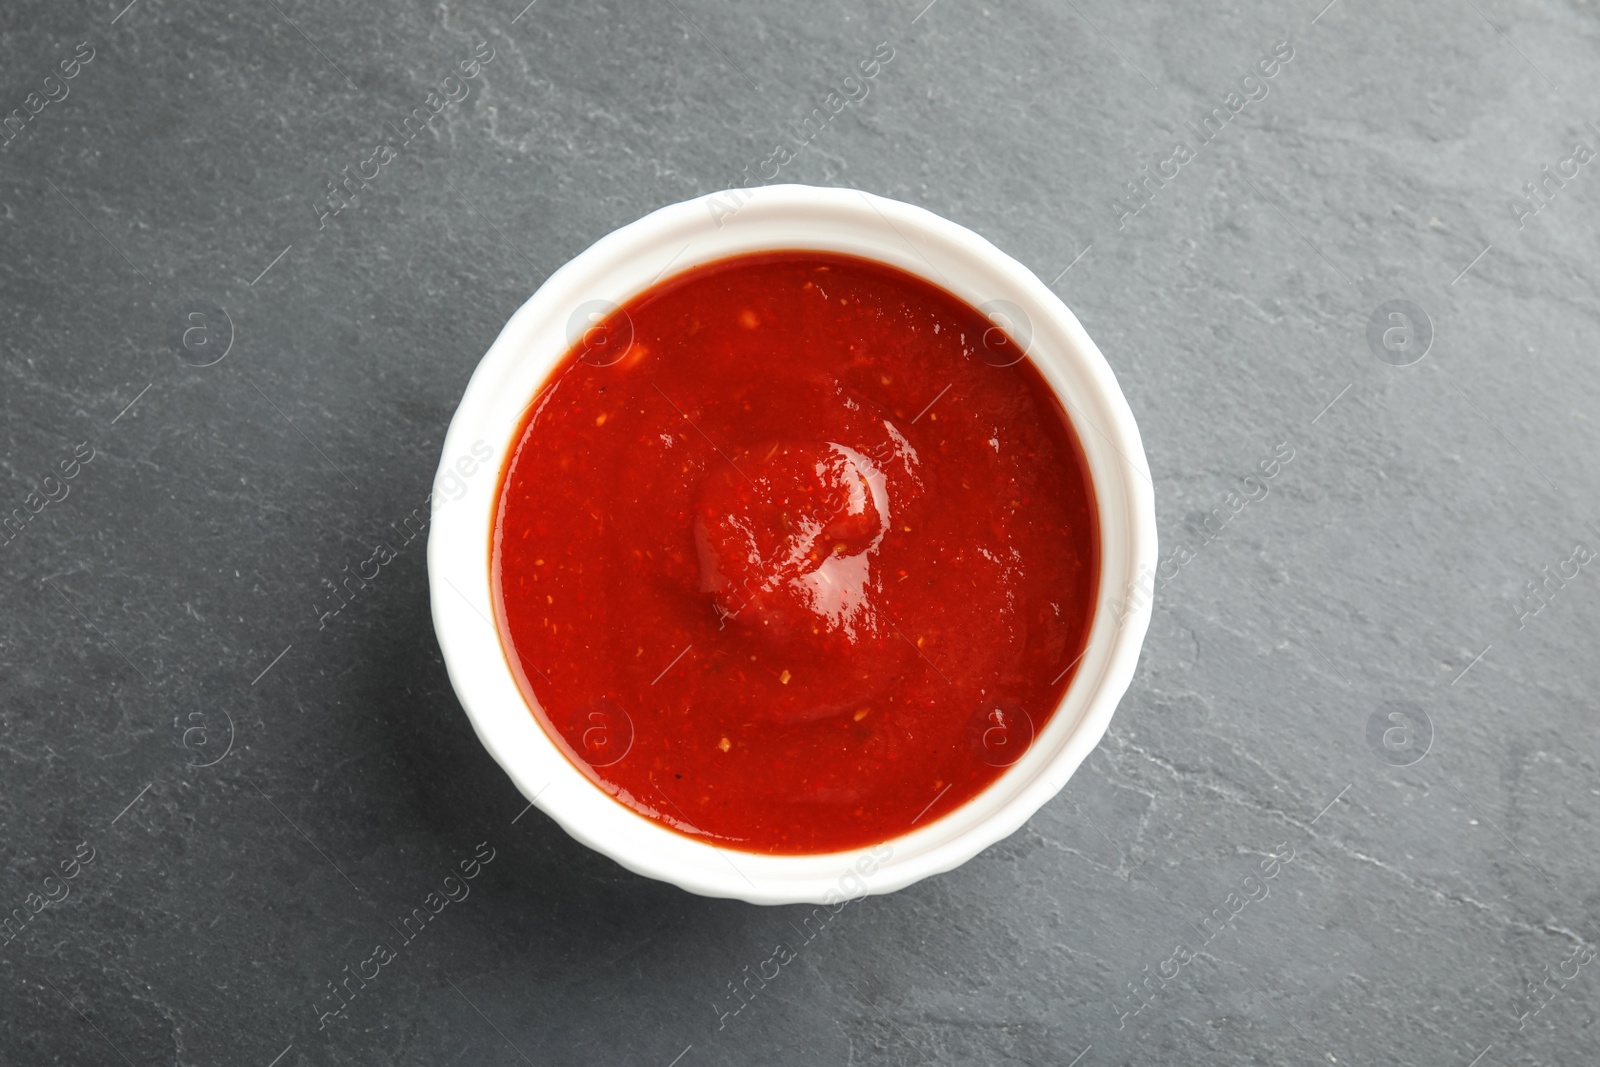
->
[3, 0, 1599, 1064]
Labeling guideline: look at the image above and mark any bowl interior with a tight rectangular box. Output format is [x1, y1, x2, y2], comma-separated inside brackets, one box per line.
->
[428, 185, 1155, 904]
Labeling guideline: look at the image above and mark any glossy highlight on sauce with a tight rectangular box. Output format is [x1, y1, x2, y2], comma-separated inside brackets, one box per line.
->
[491, 251, 1098, 854]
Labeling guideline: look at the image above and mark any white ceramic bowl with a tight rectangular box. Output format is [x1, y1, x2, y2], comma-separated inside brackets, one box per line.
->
[428, 185, 1155, 905]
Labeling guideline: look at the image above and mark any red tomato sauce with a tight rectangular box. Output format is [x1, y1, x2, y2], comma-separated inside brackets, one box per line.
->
[491, 251, 1098, 855]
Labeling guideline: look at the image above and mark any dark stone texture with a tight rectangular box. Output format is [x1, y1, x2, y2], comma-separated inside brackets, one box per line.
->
[2, 0, 1598, 1064]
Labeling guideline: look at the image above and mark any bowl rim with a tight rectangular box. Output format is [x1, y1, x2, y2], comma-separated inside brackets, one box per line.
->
[428, 184, 1156, 904]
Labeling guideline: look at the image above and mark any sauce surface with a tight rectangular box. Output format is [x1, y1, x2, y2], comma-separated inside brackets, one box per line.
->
[491, 251, 1098, 854]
